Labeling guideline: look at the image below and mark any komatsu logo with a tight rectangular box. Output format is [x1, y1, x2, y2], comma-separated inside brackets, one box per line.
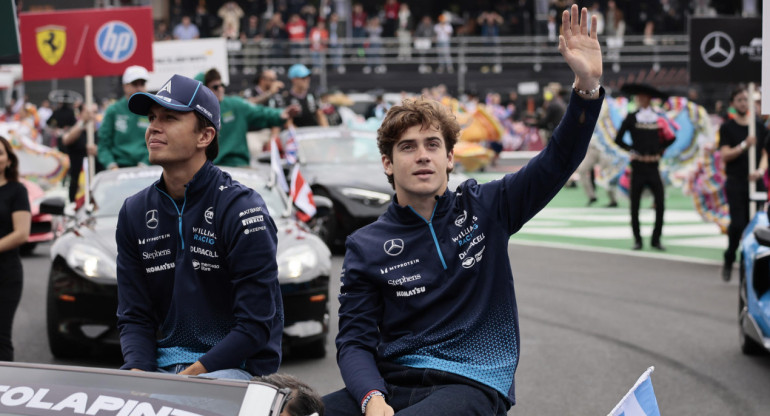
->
[146, 262, 175, 273]
[396, 286, 425, 297]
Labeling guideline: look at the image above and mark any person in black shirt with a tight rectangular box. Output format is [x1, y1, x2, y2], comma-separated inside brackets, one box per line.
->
[61, 104, 104, 202]
[718, 87, 769, 282]
[614, 84, 673, 251]
[283, 64, 328, 127]
[0, 136, 31, 361]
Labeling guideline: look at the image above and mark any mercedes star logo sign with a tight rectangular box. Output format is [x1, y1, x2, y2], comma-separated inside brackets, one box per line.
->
[384, 238, 405, 256]
[700, 31, 734, 69]
[145, 210, 159, 229]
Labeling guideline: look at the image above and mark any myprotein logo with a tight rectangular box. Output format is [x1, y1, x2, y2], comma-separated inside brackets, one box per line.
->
[379, 258, 420, 275]
[95, 21, 137, 63]
[239, 206, 262, 217]
[142, 249, 171, 260]
[204, 207, 214, 224]
[383, 238, 404, 256]
[145, 210, 158, 229]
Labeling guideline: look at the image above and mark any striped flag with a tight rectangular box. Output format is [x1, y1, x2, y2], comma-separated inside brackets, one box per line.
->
[290, 164, 316, 222]
[608, 367, 660, 416]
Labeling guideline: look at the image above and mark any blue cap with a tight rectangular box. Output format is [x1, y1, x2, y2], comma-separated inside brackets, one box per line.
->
[128, 74, 221, 131]
[288, 64, 311, 79]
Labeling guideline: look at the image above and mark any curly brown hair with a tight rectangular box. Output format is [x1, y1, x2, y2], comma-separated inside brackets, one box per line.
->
[377, 97, 460, 188]
[0, 136, 19, 182]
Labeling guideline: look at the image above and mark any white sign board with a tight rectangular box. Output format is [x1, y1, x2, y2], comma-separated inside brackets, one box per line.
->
[760, 5, 770, 114]
[147, 38, 229, 91]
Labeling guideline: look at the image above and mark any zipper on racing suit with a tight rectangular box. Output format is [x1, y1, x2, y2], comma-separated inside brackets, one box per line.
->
[154, 185, 188, 250]
[409, 204, 448, 270]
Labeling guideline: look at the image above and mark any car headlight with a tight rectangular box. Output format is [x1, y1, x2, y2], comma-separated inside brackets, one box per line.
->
[340, 187, 391, 206]
[66, 243, 117, 280]
[278, 245, 319, 283]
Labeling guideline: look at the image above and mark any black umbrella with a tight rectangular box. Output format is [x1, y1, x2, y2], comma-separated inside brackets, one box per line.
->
[619, 83, 669, 100]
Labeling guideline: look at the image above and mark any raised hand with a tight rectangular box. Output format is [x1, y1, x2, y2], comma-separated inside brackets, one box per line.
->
[558, 4, 602, 93]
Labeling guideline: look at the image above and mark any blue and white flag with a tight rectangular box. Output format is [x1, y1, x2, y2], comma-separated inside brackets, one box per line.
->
[270, 137, 289, 193]
[285, 126, 299, 165]
[608, 367, 660, 416]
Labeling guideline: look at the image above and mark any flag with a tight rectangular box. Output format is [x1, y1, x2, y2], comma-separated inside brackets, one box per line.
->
[290, 164, 316, 222]
[285, 127, 299, 165]
[271, 137, 289, 193]
[608, 367, 660, 416]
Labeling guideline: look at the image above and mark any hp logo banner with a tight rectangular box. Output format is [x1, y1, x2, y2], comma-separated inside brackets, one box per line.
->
[95, 21, 137, 63]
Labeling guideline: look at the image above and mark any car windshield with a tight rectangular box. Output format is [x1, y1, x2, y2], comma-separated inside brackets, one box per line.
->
[298, 133, 381, 164]
[90, 168, 286, 218]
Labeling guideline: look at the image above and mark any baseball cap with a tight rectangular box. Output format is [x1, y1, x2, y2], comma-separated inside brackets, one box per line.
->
[127, 74, 221, 131]
[122, 65, 149, 84]
[288, 64, 311, 79]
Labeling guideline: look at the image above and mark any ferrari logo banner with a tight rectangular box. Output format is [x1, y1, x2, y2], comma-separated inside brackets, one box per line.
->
[35, 25, 66, 65]
[19, 7, 153, 81]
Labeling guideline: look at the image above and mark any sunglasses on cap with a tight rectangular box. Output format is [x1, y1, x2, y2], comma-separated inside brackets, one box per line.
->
[209, 83, 227, 90]
[130, 80, 147, 87]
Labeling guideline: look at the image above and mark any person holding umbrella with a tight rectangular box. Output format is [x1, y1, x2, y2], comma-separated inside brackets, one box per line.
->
[614, 83, 673, 251]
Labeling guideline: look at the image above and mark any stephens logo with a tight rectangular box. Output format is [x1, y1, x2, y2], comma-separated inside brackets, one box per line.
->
[383, 238, 404, 256]
[204, 207, 214, 224]
[145, 210, 158, 229]
[142, 249, 171, 260]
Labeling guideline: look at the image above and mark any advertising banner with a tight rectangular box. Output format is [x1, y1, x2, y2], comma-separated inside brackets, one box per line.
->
[148, 38, 229, 91]
[689, 17, 761, 84]
[18, 7, 153, 81]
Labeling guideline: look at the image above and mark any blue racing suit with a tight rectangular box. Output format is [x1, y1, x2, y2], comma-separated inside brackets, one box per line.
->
[336, 90, 604, 406]
[116, 161, 283, 375]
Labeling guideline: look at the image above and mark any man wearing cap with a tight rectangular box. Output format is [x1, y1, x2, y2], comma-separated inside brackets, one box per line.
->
[98, 66, 151, 170]
[115, 74, 284, 379]
[202, 68, 297, 167]
[283, 64, 328, 128]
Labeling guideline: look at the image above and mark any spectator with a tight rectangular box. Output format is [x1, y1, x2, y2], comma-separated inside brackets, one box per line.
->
[61, 103, 104, 202]
[300, 4, 318, 36]
[587, 1, 604, 35]
[382, 0, 400, 37]
[97, 66, 150, 169]
[203, 68, 296, 167]
[173, 15, 199, 40]
[36, 99, 52, 131]
[241, 15, 264, 42]
[218, 1, 245, 38]
[282, 64, 328, 127]
[328, 12, 345, 74]
[434, 13, 454, 74]
[194, 4, 218, 38]
[396, 3, 412, 60]
[364, 16, 385, 74]
[319, 91, 342, 126]
[264, 13, 288, 58]
[286, 13, 307, 60]
[351, 3, 367, 55]
[47, 99, 77, 149]
[478, 10, 504, 73]
[154, 20, 172, 41]
[309, 20, 329, 72]
[414, 15, 434, 73]
[509, 0, 534, 35]
[169, 0, 185, 28]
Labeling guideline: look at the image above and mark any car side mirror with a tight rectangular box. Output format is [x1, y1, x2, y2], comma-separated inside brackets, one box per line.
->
[313, 195, 333, 218]
[39, 197, 67, 216]
[754, 226, 770, 247]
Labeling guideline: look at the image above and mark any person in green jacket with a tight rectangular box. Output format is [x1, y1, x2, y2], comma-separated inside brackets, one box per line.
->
[98, 66, 151, 169]
[202, 68, 299, 167]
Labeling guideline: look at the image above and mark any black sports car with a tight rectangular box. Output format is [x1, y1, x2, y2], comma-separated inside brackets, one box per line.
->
[41, 166, 332, 360]
[281, 126, 469, 250]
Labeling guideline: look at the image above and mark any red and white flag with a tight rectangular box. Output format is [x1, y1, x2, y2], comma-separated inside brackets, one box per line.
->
[290, 164, 316, 222]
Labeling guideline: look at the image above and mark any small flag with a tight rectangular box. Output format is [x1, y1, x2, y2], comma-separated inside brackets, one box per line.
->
[608, 367, 660, 416]
[270, 137, 289, 193]
[289, 164, 316, 222]
[285, 127, 299, 165]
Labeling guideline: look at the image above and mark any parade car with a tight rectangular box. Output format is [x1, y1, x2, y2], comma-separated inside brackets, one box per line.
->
[41, 166, 332, 360]
[738, 211, 770, 355]
[0, 362, 289, 416]
[281, 126, 469, 250]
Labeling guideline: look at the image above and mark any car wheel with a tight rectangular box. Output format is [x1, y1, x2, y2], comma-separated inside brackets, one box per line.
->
[46, 281, 86, 358]
[291, 337, 327, 359]
[739, 272, 765, 355]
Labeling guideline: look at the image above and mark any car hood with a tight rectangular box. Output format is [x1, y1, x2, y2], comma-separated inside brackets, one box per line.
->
[300, 163, 394, 195]
[77, 216, 120, 258]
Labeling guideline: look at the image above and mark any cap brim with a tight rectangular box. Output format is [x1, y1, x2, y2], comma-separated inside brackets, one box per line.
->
[128, 92, 195, 116]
